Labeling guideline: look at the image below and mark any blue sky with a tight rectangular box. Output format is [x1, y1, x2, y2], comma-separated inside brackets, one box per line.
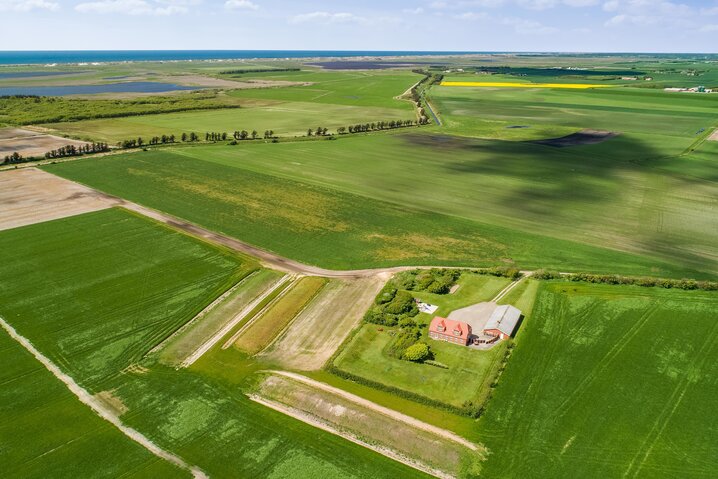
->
[2, 0, 717, 52]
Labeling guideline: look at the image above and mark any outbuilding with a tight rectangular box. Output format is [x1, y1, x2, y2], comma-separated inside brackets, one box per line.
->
[482, 305, 522, 340]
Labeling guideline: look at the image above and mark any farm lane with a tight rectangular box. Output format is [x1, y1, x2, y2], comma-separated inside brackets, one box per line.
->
[0, 316, 208, 479]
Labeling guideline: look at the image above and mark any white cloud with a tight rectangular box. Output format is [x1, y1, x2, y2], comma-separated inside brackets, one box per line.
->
[603, 0, 696, 28]
[403, 7, 425, 14]
[454, 11, 488, 20]
[700, 24, 718, 32]
[290, 11, 366, 24]
[75, 0, 186, 15]
[224, 0, 257, 10]
[0, 0, 58, 11]
[501, 16, 558, 33]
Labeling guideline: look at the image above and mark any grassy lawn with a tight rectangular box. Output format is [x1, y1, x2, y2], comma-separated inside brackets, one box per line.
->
[44, 150, 702, 278]
[333, 274, 516, 408]
[234, 276, 328, 354]
[476, 282, 718, 478]
[0, 330, 187, 479]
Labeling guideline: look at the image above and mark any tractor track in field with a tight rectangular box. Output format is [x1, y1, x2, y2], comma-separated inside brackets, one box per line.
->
[0, 317, 207, 479]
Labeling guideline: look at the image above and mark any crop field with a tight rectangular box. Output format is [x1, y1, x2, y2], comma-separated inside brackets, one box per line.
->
[157, 268, 283, 366]
[0, 206, 424, 478]
[333, 274, 513, 408]
[233, 276, 328, 355]
[226, 69, 420, 110]
[0, 330, 186, 479]
[44, 150, 703, 277]
[0, 167, 119, 231]
[251, 372, 484, 478]
[0, 207, 249, 383]
[260, 275, 387, 370]
[43, 100, 413, 143]
[440, 81, 612, 89]
[476, 282, 718, 478]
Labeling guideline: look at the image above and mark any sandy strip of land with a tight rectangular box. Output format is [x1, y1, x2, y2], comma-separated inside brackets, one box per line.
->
[0, 168, 120, 232]
[259, 275, 388, 370]
[248, 394, 454, 479]
[708, 129, 718, 141]
[492, 274, 528, 303]
[267, 370, 478, 451]
[180, 274, 291, 367]
[0, 127, 89, 159]
[0, 316, 207, 479]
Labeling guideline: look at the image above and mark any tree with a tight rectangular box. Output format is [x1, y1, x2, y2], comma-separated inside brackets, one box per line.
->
[251, 130, 258, 139]
[307, 128, 313, 137]
[337, 126, 346, 135]
[403, 343, 430, 362]
[181, 132, 188, 142]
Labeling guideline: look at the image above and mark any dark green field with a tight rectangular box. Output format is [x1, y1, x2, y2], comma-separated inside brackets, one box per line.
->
[477, 282, 718, 478]
[0, 208, 424, 478]
[44, 149, 700, 277]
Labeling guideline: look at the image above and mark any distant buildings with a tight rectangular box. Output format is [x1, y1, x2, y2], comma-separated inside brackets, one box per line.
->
[664, 86, 714, 93]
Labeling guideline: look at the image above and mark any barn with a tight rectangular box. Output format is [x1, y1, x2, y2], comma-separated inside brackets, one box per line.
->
[428, 317, 471, 346]
[482, 305, 522, 340]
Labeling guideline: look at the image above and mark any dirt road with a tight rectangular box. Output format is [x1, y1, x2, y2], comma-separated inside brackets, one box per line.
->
[248, 393, 455, 479]
[0, 317, 207, 479]
[267, 370, 479, 451]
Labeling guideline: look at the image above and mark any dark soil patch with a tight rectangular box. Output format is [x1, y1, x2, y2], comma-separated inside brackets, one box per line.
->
[532, 129, 618, 148]
[507, 125, 530, 129]
[308, 61, 442, 70]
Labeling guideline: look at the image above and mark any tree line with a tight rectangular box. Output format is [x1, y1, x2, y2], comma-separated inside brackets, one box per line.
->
[2, 152, 24, 165]
[45, 142, 109, 159]
[220, 68, 300, 75]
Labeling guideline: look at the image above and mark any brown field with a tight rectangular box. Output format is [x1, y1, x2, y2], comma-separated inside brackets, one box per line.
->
[709, 129, 718, 141]
[259, 274, 387, 370]
[0, 127, 89, 159]
[0, 168, 119, 231]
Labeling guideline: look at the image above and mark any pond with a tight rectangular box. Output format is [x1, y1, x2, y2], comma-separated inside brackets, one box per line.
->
[0, 82, 201, 96]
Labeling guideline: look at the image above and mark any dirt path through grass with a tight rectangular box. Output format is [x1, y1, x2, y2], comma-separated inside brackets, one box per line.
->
[267, 370, 479, 451]
[0, 316, 207, 479]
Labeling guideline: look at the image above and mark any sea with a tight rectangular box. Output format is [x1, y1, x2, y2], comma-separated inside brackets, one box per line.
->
[0, 50, 477, 66]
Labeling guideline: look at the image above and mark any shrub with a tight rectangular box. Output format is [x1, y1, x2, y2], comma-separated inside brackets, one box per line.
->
[402, 342, 431, 362]
[375, 283, 397, 305]
[384, 291, 417, 315]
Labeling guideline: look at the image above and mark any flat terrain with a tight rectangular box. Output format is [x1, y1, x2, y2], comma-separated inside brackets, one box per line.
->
[0, 127, 89, 158]
[0, 329, 187, 479]
[477, 282, 718, 478]
[260, 275, 387, 370]
[233, 276, 327, 355]
[333, 274, 513, 408]
[0, 207, 421, 479]
[44, 150, 700, 277]
[0, 167, 119, 231]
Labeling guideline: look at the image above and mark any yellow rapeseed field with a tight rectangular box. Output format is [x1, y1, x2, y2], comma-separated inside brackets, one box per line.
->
[440, 81, 612, 89]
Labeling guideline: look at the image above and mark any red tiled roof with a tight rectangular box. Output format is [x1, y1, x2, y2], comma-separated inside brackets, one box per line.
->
[429, 316, 471, 341]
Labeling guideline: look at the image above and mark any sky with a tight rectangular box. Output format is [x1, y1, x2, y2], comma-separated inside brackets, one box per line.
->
[1, 0, 717, 52]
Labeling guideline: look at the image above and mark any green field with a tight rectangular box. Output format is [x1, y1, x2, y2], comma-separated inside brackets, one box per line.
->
[0, 330, 187, 479]
[43, 101, 415, 142]
[43, 149, 699, 277]
[333, 274, 513, 408]
[0, 208, 424, 478]
[234, 276, 327, 354]
[477, 282, 718, 478]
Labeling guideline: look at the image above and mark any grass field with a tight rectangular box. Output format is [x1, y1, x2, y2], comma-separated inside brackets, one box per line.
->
[233, 276, 328, 355]
[43, 101, 414, 142]
[333, 274, 513, 408]
[158, 268, 282, 366]
[0, 208, 426, 478]
[0, 207, 249, 384]
[441, 81, 612, 89]
[476, 282, 718, 478]
[44, 150, 705, 277]
[0, 330, 187, 479]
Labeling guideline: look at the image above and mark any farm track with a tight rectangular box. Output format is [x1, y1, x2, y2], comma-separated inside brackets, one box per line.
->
[180, 274, 292, 367]
[0, 316, 207, 479]
[265, 370, 479, 451]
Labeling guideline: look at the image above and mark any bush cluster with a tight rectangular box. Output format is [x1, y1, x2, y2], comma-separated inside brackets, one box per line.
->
[363, 289, 418, 327]
[533, 270, 717, 291]
[394, 268, 461, 294]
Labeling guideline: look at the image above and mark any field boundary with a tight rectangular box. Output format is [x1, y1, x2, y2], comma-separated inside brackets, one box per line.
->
[0, 316, 207, 479]
[247, 393, 454, 479]
[181, 274, 291, 367]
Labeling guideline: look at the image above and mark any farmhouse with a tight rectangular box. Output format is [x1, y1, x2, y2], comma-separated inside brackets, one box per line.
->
[482, 305, 522, 341]
[428, 317, 471, 346]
